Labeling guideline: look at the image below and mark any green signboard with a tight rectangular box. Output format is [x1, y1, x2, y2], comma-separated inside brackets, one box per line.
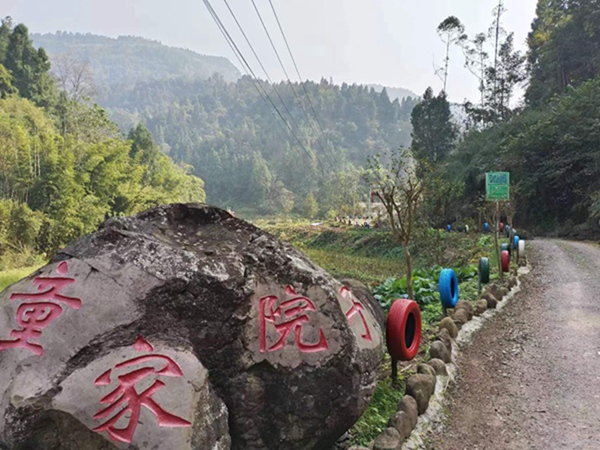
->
[486, 172, 510, 201]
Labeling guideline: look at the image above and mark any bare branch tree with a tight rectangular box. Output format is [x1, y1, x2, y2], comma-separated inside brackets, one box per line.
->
[53, 53, 96, 101]
[363, 148, 423, 300]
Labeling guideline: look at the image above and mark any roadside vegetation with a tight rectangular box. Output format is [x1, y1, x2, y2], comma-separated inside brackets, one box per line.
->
[258, 217, 512, 446]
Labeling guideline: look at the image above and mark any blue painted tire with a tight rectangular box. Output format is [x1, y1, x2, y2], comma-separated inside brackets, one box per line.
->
[439, 268, 459, 308]
[447, 224, 452, 232]
[513, 235, 520, 250]
[484, 222, 489, 232]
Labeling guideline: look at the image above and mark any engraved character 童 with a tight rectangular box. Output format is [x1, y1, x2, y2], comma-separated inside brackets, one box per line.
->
[0, 261, 81, 355]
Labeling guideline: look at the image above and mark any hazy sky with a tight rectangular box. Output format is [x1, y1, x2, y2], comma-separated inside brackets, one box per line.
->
[4, 0, 538, 103]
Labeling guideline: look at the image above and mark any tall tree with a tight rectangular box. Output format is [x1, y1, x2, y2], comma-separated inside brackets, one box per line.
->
[461, 33, 489, 106]
[526, 0, 600, 105]
[436, 16, 466, 93]
[0, 17, 13, 62]
[410, 88, 457, 163]
[4, 23, 55, 106]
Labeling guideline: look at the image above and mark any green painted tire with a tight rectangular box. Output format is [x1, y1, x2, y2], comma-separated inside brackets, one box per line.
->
[478, 257, 490, 284]
[501, 243, 511, 257]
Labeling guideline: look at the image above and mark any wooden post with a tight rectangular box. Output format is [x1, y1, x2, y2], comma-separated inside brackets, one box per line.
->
[494, 201, 503, 281]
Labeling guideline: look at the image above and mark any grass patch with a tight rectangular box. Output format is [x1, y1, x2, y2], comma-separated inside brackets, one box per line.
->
[300, 247, 401, 285]
[0, 265, 41, 293]
[349, 354, 407, 446]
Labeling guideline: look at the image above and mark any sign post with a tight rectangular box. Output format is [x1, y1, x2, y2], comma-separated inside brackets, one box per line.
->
[486, 172, 510, 281]
[486, 172, 510, 201]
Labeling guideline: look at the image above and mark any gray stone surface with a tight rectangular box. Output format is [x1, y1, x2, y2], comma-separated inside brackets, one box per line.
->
[0, 204, 385, 450]
[373, 427, 403, 450]
[436, 328, 453, 353]
[475, 299, 489, 316]
[427, 358, 448, 376]
[452, 308, 470, 330]
[454, 300, 474, 320]
[417, 363, 436, 378]
[438, 317, 458, 339]
[406, 374, 436, 415]
[429, 341, 451, 364]
[388, 411, 413, 440]
[498, 286, 509, 298]
[482, 293, 498, 309]
[397, 395, 418, 429]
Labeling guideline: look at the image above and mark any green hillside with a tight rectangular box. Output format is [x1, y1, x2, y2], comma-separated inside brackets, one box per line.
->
[0, 19, 205, 267]
[31, 32, 241, 86]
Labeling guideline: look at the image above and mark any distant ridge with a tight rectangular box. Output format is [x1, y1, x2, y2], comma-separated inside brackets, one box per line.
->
[368, 84, 418, 101]
[31, 32, 241, 86]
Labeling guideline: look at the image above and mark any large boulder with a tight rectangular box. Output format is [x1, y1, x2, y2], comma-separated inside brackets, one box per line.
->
[0, 204, 385, 450]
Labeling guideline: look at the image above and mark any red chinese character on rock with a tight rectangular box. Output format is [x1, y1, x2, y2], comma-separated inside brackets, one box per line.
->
[259, 285, 328, 353]
[340, 287, 372, 342]
[92, 336, 191, 444]
[0, 261, 81, 355]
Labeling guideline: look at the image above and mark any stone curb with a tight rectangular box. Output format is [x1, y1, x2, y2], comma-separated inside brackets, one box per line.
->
[365, 263, 531, 450]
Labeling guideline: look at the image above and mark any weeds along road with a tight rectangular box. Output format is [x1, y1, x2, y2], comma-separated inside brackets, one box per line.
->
[426, 240, 600, 450]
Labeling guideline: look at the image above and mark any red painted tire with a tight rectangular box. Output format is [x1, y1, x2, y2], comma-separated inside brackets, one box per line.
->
[499, 222, 505, 232]
[386, 299, 422, 361]
[501, 250, 510, 272]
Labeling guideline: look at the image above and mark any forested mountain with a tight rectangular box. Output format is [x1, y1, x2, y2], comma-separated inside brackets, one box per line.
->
[30, 31, 420, 214]
[31, 32, 241, 87]
[0, 18, 205, 265]
[101, 76, 417, 211]
[442, 0, 600, 234]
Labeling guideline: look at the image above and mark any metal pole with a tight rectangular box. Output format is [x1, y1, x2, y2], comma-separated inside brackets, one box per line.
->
[368, 185, 372, 220]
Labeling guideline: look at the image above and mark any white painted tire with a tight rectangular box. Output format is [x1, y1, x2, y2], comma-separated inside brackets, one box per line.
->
[518, 240, 525, 261]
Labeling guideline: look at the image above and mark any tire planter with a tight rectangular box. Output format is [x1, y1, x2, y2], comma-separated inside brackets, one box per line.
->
[478, 257, 490, 284]
[439, 268, 459, 308]
[518, 239, 525, 260]
[501, 250, 510, 272]
[484, 222, 490, 232]
[386, 299, 422, 361]
[505, 225, 511, 238]
[501, 242, 511, 257]
[499, 222, 505, 232]
[513, 235, 520, 250]
[447, 224, 452, 232]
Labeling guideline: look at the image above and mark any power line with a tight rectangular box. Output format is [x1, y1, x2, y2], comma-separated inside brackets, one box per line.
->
[249, 0, 337, 169]
[202, 0, 319, 168]
[267, 0, 331, 151]
[220, 0, 329, 170]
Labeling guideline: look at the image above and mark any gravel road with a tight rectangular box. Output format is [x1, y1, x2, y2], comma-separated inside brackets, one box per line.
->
[426, 239, 600, 450]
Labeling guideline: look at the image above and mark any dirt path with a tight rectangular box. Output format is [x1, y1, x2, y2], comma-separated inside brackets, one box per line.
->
[426, 239, 600, 450]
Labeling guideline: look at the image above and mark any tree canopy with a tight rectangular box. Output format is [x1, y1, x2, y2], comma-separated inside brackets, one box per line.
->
[0, 17, 205, 263]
